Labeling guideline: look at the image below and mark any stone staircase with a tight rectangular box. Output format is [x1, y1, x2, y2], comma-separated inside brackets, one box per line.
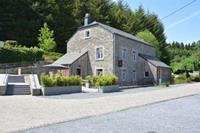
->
[6, 75, 31, 95]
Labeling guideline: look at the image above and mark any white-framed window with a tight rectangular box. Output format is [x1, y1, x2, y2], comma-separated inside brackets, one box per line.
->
[122, 48, 128, 60]
[96, 46, 104, 60]
[132, 70, 136, 81]
[84, 29, 91, 39]
[144, 63, 149, 78]
[96, 68, 103, 76]
[121, 69, 127, 81]
[132, 50, 137, 61]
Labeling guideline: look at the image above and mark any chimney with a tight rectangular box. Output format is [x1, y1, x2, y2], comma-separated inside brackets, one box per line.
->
[84, 13, 91, 26]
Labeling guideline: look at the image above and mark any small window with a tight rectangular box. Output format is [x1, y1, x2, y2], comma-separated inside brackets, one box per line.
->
[96, 47, 104, 60]
[96, 68, 103, 76]
[121, 69, 127, 81]
[144, 71, 149, 77]
[144, 63, 149, 77]
[122, 48, 128, 60]
[84, 30, 91, 38]
[76, 68, 81, 76]
[132, 70, 136, 81]
[132, 50, 137, 61]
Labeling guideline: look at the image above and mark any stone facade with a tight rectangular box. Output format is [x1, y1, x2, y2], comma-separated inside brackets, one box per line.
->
[66, 23, 170, 85]
[114, 34, 155, 85]
[67, 26, 114, 76]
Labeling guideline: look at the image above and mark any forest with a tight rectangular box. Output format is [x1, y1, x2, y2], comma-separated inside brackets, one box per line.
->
[0, 0, 200, 75]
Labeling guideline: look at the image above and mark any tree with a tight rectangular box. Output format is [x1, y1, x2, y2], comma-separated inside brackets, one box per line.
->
[38, 22, 56, 52]
[136, 30, 162, 59]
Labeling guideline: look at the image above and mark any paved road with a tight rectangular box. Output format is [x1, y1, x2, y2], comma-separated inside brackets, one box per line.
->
[0, 83, 200, 132]
[21, 94, 200, 133]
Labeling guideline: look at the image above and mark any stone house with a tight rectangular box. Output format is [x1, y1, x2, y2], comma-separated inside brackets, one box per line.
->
[47, 14, 171, 85]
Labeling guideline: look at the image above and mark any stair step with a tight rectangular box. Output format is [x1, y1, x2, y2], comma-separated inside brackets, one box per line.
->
[6, 84, 31, 95]
[8, 75, 25, 83]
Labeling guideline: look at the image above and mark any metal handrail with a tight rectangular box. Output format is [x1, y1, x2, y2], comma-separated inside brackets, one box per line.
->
[3, 74, 8, 85]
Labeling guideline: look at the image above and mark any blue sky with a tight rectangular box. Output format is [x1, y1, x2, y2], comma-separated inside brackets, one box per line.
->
[113, 0, 200, 43]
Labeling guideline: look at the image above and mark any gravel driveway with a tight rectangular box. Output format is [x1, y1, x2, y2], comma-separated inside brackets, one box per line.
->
[0, 83, 200, 133]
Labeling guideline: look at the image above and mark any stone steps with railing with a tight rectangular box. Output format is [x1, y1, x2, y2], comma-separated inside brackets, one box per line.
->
[6, 75, 31, 95]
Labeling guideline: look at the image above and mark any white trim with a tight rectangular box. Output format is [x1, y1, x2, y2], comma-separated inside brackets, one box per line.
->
[84, 29, 91, 39]
[121, 47, 128, 60]
[144, 62, 149, 78]
[120, 68, 127, 81]
[95, 46, 104, 61]
[132, 70, 137, 81]
[95, 67, 104, 76]
[132, 49, 137, 62]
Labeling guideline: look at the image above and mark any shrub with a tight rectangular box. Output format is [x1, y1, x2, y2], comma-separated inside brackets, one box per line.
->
[40, 74, 82, 87]
[190, 75, 200, 82]
[174, 75, 191, 84]
[43, 52, 63, 63]
[40, 74, 55, 87]
[86, 75, 98, 86]
[96, 74, 118, 87]
[0, 44, 44, 63]
[159, 81, 169, 87]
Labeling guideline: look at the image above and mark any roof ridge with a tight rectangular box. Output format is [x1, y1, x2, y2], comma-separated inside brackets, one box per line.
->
[80, 21, 153, 47]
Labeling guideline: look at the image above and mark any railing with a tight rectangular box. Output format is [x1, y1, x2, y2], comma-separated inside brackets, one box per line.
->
[30, 74, 41, 89]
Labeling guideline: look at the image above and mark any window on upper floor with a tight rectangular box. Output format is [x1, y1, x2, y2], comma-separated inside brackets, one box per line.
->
[122, 48, 128, 60]
[84, 30, 91, 39]
[96, 46, 104, 60]
[132, 50, 137, 61]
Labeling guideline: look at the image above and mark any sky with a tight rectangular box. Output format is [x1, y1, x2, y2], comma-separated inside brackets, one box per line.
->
[113, 0, 200, 43]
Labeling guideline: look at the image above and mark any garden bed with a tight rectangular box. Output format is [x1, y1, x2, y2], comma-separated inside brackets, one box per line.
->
[98, 85, 120, 93]
[42, 86, 81, 95]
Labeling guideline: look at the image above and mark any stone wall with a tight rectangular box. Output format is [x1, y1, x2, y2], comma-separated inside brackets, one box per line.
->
[67, 25, 114, 76]
[69, 52, 89, 78]
[114, 34, 155, 84]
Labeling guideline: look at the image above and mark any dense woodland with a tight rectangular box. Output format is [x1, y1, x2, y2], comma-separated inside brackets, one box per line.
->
[0, 0, 200, 74]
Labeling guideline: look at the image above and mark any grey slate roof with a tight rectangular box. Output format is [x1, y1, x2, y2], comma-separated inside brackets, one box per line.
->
[139, 54, 170, 68]
[44, 50, 88, 68]
[79, 21, 153, 47]
[53, 50, 88, 65]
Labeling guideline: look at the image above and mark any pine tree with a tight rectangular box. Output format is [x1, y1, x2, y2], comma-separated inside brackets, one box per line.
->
[38, 22, 56, 52]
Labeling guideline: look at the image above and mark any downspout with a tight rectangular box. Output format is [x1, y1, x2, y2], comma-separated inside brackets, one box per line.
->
[113, 34, 116, 74]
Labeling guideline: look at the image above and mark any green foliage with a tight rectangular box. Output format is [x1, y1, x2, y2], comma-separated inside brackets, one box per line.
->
[86, 75, 98, 86]
[43, 52, 63, 63]
[4, 40, 18, 46]
[168, 41, 200, 73]
[174, 75, 192, 84]
[0, 44, 44, 63]
[136, 30, 158, 46]
[136, 30, 162, 58]
[40, 74, 82, 87]
[38, 22, 56, 52]
[86, 74, 118, 87]
[40, 74, 55, 87]
[159, 81, 169, 87]
[1, 0, 167, 55]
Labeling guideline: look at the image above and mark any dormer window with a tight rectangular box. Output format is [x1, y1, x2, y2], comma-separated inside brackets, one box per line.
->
[84, 30, 91, 39]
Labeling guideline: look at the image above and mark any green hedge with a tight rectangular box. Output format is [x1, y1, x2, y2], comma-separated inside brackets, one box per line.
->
[174, 74, 200, 84]
[0, 45, 44, 63]
[86, 74, 118, 86]
[41, 74, 82, 87]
